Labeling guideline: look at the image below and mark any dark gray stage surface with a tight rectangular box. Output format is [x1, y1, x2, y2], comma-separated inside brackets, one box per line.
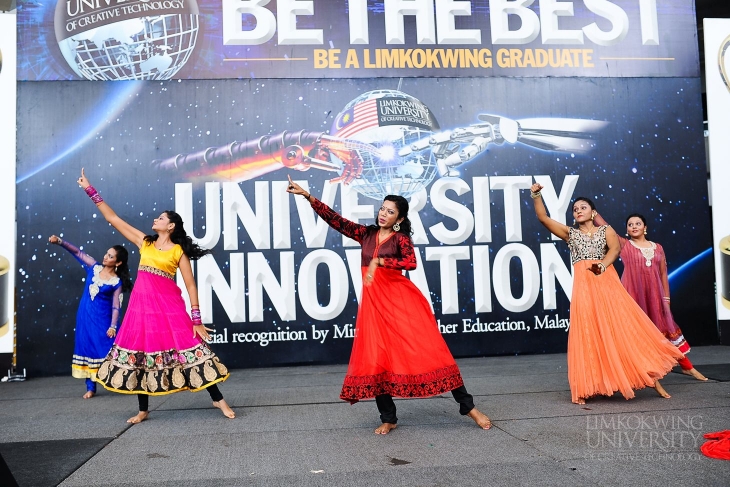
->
[1, 347, 729, 487]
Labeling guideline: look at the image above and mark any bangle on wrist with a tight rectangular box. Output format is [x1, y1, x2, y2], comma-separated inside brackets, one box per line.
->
[597, 263, 606, 272]
[84, 185, 104, 205]
[662, 296, 670, 301]
[530, 191, 542, 199]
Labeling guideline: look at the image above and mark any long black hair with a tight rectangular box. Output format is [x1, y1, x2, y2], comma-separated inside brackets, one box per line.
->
[111, 245, 133, 293]
[383, 195, 413, 236]
[143, 210, 212, 260]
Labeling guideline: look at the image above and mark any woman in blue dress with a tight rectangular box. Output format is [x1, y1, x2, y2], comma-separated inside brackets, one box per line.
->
[49, 235, 133, 398]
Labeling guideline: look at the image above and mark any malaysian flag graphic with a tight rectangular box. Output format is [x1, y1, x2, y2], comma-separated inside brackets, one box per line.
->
[333, 98, 380, 139]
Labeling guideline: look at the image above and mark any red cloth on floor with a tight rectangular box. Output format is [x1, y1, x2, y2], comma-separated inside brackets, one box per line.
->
[700, 431, 730, 460]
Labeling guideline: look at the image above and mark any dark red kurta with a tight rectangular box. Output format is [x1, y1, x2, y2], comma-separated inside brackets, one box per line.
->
[310, 198, 464, 403]
[619, 239, 689, 353]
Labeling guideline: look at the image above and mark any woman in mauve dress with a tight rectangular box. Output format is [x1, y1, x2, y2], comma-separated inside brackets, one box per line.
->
[287, 175, 491, 434]
[529, 182, 683, 404]
[593, 212, 707, 381]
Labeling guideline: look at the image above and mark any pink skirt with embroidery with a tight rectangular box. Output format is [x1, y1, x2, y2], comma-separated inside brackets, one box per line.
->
[95, 269, 229, 395]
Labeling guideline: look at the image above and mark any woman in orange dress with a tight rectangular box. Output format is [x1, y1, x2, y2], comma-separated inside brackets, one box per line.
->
[529, 182, 683, 404]
[287, 176, 491, 434]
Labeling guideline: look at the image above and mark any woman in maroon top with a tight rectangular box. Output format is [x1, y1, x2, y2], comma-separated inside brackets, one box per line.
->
[287, 176, 491, 434]
[594, 212, 707, 381]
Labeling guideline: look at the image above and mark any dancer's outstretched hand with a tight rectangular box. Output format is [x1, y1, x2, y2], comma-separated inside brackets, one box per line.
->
[49, 235, 61, 245]
[77, 168, 91, 189]
[193, 324, 215, 341]
[286, 175, 307, 196]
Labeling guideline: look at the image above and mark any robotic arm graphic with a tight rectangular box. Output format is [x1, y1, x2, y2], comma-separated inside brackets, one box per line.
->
[400, 114, 609, 176]
[152, 115, 608, 183]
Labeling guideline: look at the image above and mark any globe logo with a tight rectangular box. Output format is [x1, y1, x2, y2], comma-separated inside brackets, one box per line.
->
[331, 90, 440, 201]
[54, 0, 199, 81]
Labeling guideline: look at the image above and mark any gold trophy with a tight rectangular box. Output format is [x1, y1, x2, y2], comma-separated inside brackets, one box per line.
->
[0, 255, 9, 337]
[721, 236, 730, 310]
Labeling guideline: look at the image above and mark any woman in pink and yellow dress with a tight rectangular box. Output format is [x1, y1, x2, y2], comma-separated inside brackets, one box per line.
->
[593, 212, 707, 381]
[78, 169, 234, 423]
[529, 182, 683, 404]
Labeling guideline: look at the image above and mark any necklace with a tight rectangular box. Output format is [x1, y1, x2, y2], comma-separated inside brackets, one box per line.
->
[155, 239, 171, 251]
[581, 223, 596, 237]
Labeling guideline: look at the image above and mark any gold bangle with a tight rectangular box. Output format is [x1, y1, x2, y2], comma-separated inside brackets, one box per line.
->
[530, 191, 542, 199]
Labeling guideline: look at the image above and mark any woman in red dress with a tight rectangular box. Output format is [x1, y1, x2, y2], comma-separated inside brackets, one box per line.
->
[287, 176, 491, 434]
[594, 212, 707, 381]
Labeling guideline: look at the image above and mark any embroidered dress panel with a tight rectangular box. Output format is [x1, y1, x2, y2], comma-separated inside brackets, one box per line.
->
[88, 265, 120, 301]
[568, 225, 608, 264]
[139, 265, 174, 280]
[629, 240, 656, 267]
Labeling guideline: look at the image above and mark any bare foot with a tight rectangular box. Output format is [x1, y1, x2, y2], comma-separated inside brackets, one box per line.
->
[653, 380, 671, 398]
[681, 368, 708, 381]
[573, 398, 586, 405]
[213, 399, 236, 419]
[127, 411, 149, 424]
[82, 391, 95, 399]
[467, 408, 492, 429]
[374, 423, 397, 435]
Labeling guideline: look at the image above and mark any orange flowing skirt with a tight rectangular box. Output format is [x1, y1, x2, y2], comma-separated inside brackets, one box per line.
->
[339, 267, 464, 403]
[568, 261, 683, 403]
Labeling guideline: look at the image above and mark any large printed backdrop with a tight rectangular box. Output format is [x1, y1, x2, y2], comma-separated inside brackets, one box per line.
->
[16, 77, 715, 377]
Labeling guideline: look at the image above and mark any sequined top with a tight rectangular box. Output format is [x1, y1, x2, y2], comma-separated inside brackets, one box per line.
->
[567, 225, 608, 264]
[139, 241, 184, 276]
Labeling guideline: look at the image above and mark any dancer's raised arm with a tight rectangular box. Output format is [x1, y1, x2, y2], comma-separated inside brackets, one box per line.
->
[49, 235, 96, 268]
[529, 183, 570, 242]
[77, 168, 145, 248]
[286, 175, 367, 243]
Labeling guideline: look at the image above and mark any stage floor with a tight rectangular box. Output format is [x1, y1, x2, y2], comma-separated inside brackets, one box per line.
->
[1, 346, 729, 486]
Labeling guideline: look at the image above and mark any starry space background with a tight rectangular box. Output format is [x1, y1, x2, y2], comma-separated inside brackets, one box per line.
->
[14, 76, 715, 376]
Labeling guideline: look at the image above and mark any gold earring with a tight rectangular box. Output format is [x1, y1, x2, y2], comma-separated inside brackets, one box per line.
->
[393, 222, 401, 232]
[644, 229, 647, 235]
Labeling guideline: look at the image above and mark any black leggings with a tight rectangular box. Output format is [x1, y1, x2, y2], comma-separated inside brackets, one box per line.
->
[137, 384, 224, 412]
[375, 385, 475, 424]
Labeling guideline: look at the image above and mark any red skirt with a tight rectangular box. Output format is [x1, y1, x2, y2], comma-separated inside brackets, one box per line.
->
[340, 267, 464, 403]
